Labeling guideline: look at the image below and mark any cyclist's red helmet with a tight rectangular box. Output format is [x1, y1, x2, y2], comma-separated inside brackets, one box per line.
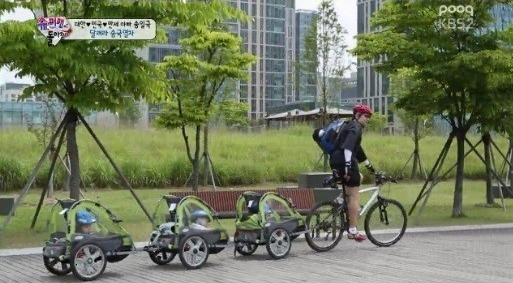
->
[353, 104, 373, 117]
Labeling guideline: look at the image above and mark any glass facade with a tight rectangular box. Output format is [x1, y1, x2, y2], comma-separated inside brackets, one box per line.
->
[0, 101, 97, 128]
[0, 101, 59, 126]
[148, 27, 183, 63]
[148, 47, 182, 63]
[264, 0, 294, 112]
[295, 10, 317, 103]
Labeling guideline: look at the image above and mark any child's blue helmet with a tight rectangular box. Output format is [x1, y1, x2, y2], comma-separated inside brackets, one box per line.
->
[76, 210, 97, 225]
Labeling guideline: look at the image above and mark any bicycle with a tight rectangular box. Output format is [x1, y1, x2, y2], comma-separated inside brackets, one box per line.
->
[305, 171, 407, 251]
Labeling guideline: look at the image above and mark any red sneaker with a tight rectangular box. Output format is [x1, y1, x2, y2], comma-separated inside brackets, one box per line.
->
[348, 232, 367, 242]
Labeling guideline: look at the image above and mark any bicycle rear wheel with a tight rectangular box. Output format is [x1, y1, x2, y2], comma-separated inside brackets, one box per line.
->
[305, 202, 344, 252]
[364, 198, 407, 247]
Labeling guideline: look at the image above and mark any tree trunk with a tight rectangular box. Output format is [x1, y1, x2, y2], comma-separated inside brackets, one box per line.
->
[64, 155, 71, 191]
[66, 108, 81, 200]
[322, 75, 328, 171]
[411, 118, 420, 179]
[452, 130, 465, 217]
[483, 132, 495, 205]
[47, 171, 54, 198]
[191, 125, 202, 191]
[202, 125, 209, 186]
[509, 138, 513, 189]
[322, 78, 328, 127]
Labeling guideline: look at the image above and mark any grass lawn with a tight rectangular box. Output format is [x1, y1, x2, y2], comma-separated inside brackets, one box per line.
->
[1, 179, 512, 249]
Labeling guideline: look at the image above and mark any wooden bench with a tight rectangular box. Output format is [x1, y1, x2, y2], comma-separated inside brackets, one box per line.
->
[169, 188, 316, 219]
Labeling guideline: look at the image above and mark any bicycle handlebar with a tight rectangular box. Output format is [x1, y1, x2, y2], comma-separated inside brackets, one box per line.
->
[374, 171, 397, 185]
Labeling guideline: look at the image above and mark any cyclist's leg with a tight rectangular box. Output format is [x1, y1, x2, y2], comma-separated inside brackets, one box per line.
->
[345, 186, 360, 231]
[344, 166, 366, 242]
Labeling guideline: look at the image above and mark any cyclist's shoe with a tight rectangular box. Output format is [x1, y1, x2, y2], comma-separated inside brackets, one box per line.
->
[347, 232, 367, 242]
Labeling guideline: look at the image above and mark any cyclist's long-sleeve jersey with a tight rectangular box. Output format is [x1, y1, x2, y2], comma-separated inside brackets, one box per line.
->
[330, 120, 367, 165]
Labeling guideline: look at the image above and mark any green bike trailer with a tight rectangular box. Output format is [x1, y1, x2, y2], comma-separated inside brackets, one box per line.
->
[143, 195, 229, 269]
[233, 191, 307, 259]
[42, 199, 135, 281]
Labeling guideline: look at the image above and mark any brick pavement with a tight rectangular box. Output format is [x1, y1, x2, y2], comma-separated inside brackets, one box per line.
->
[0, 227, 512, 283]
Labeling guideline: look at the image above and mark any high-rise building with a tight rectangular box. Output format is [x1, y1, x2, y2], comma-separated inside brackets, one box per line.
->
[141, 0, 296, 120]
[356, 0, 392, 122]
[295, 9, 317, 103]
[224, 0, 296, 119]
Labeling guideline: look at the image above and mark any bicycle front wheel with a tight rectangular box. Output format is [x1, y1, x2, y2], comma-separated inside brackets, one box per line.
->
[305, 202, 344, 252]
[364, 198, 407, 247]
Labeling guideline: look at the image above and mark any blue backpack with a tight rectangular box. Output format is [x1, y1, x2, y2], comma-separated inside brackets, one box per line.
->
[312, 119, 346, 154]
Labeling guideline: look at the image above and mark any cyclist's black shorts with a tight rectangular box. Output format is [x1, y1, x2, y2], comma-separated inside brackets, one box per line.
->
[330, 160, 361, 188]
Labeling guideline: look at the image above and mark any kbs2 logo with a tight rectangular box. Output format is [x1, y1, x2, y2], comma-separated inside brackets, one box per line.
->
[436, 5, 474, 31]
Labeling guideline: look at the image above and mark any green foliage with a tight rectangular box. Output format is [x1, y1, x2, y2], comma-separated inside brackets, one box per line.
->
[366, 113, 388, 133]
[352, 0, 513, 133]
[25, 96, 64, 147]
[118, 97, 141, 127]
[215, 99, 250, 129]
[1, 126, 510, 192]
[388, 68, 433, 139]
[155, 27, 256, 128]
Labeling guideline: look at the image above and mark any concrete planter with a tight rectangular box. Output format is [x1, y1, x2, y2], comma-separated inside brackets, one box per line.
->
[492, 185, 513, 198]
[0, 197, 14, 216]
[298, 172, 332, 189]
[313, 188, 342, 203]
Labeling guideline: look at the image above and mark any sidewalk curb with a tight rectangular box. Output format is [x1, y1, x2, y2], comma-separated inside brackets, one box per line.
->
[1, 222, 512, 257]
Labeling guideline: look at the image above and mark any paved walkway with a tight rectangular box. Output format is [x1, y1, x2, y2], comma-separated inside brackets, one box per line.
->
[0, 225, 512, 283]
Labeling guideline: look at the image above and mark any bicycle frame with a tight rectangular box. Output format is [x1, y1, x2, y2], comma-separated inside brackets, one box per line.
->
[357, 185, 381, 218]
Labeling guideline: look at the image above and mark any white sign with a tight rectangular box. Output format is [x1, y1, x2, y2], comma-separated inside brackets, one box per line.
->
[168, 203, 177, 212]
[37, 17, 157, 45]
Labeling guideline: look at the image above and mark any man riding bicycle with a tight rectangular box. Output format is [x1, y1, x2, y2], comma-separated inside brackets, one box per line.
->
[330, 104, 376, 242]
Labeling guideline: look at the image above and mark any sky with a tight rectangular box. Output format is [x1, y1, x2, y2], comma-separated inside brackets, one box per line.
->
[0, 0, 357, 84]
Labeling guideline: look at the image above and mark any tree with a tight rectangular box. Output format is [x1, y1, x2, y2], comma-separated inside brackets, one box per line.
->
[352, 0, 513, 217]
[216, 99, 250, 129]
[209, 79, 250, 130]
[155, 1, 257, 191]
[25, 95, 63, 149]
[388, 68, 432, 180]
[118, 97, 141, 128]
[0, 0, 226, 199]
[25, 95, 68, 197]
[303, 0, 348, 127]
[365, 112, 388, 134]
